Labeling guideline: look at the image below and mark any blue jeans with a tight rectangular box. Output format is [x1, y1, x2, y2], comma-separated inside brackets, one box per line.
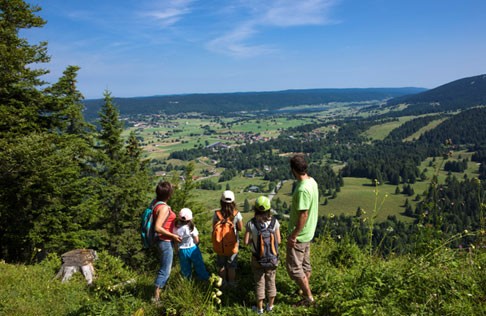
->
[155, 240, 173, 288]
[179, 245, 209, 280]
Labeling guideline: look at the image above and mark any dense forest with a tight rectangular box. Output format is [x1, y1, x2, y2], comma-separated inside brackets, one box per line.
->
[0, 1, 153, 265]
[386, 74, 486, 115]
[82, 87, 425, 120]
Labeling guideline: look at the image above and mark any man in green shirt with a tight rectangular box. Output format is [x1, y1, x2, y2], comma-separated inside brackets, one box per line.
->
[287, 154, 319, 306]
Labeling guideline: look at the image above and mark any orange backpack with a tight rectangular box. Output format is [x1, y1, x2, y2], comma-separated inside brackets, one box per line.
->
[212, 210, 238, 256]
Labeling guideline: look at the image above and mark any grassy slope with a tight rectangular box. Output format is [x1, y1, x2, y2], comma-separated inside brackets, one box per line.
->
[2, 237, 485, 316]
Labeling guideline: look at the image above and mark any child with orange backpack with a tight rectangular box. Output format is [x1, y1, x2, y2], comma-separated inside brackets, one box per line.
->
[244, 196, 281, 314]
[212, 190, 243, 286]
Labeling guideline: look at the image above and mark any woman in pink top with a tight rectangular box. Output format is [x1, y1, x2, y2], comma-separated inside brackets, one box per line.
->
[153, 181, 181, 302]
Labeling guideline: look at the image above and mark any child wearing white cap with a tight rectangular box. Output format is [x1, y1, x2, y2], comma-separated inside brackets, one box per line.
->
[173, 208, 209, 281]
[212, 190, 243, 286]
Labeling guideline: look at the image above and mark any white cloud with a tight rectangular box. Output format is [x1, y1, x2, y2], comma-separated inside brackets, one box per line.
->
[207, 0, 339, 57]
[140, 0, 194, 27]
[261, 0, 337, 27]
[206, 23, 275, 58]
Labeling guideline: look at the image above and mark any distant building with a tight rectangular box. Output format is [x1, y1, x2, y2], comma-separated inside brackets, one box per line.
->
[206, 142, 230, 150]
[247, 185, 260, 193]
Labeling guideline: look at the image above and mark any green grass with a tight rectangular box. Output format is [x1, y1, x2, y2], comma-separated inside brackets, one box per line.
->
[362, 116, 416, 141]
[2, 236, 485, 315]
[272, 177, 416, 223]
[404, 117, 449, 141]
[128, 116, 317, 160]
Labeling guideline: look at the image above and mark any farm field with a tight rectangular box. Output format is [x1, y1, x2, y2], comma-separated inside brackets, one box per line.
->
[126, 116, 318, 159]
[132, 111, 480, 225]
[362, 116, 416, 141]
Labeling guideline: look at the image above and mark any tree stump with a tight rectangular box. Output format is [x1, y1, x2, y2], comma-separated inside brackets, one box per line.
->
[55, 249, 98, 285]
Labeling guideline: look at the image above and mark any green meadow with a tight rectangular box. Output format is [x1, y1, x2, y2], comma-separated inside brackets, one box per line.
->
[127, 116, 316, 160]
[132, 112, 480, 225]
[362, 116, 416, 141]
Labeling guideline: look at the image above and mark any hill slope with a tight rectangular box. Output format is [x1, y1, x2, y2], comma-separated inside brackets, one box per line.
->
[387, 74, 486, 114]
[83, 87, 425, 120]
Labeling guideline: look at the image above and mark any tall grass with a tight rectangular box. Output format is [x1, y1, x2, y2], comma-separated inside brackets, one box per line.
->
[1, 233, 485, 316]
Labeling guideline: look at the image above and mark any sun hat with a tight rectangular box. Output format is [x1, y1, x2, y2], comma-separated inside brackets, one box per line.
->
[179, 208, 193, 221]
[221, 190, 235, 203]
[255, 196, 271, 211]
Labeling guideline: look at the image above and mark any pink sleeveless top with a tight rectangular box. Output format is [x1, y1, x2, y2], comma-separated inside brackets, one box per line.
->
[154, 202, 176, 242]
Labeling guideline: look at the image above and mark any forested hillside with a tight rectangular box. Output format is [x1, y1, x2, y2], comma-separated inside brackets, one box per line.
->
[82, 87, 425, 120]
[386, 74, 486, 115]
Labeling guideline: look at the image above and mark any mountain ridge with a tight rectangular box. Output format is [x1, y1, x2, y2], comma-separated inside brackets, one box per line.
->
[386, 74, 486, 114]
[82, 87, 425, 120]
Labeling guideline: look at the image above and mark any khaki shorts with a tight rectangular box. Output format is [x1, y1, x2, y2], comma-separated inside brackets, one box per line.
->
[251, 257, 277, 300]
[286, 241, 311, 280]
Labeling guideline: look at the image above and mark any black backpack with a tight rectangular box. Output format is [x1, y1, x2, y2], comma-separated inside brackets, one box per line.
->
[251, 217, 278, 268]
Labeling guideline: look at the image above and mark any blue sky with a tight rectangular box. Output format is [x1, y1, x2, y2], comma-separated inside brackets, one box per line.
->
[23, 0, 486, 99]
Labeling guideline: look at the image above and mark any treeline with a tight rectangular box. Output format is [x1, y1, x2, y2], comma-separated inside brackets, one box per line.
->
[418, 107, 486, 146]
[384, 114, 443, 142]
[386, 74, 486, 115]
[83, 88, 426, 120]
[472, 148, 486, 179]
[0, 2, 153, 265]
[337, 142, 434, 184]
[316, 175, 485, 255]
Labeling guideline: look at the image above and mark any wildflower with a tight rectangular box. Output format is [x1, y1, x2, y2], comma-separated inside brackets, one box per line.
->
[215, 290, 222, 297]
[215, 277, 223, 288]
[329, 213, 335, 219]
[386, 227, 394, 233]
[209, 273, 223, 287]
[215, 298, 222, 305]
[464, 229, 469, 234]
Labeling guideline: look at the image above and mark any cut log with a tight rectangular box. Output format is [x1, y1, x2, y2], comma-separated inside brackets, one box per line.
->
[55, 249, 97, 285]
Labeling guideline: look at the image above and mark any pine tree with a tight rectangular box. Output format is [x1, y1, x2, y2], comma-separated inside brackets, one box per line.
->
[0, 1, 99, 261]
[244, 198, 250, 213]
[95, 91, 151, 263]
[0, 0, 49, 136]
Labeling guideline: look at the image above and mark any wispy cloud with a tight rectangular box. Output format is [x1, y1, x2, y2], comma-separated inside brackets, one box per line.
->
[140, 0, 194, 27]
[207, 23, 275, 58]
[206, 0, 339, 58]
[261, 0, 337, 27]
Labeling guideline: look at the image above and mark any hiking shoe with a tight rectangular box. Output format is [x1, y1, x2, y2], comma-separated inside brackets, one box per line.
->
[151, 297, 162, 307]
[266, 303, 274, 311]
[252, 306, 264, 314]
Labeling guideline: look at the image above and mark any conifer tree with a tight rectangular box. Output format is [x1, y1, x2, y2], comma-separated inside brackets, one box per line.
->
[96, 91, 151, 263]
[0, 1, 101, 261]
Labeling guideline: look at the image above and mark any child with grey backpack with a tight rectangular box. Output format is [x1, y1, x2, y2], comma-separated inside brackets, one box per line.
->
[244, 196, 281, 314]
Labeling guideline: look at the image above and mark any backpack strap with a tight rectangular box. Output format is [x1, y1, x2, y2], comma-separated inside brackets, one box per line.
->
[153, 201, 170, 226]
[251, 217, 262, 232]
[268, 217, 276, 230]
[215, 210, 224, 221]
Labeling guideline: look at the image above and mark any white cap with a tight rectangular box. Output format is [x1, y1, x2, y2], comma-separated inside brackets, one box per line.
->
[221, 190, 235, 203]
[179, 208, 193, 221]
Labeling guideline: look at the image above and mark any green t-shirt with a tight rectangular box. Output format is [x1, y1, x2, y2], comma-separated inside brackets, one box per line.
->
[289, 177, 319, 243]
